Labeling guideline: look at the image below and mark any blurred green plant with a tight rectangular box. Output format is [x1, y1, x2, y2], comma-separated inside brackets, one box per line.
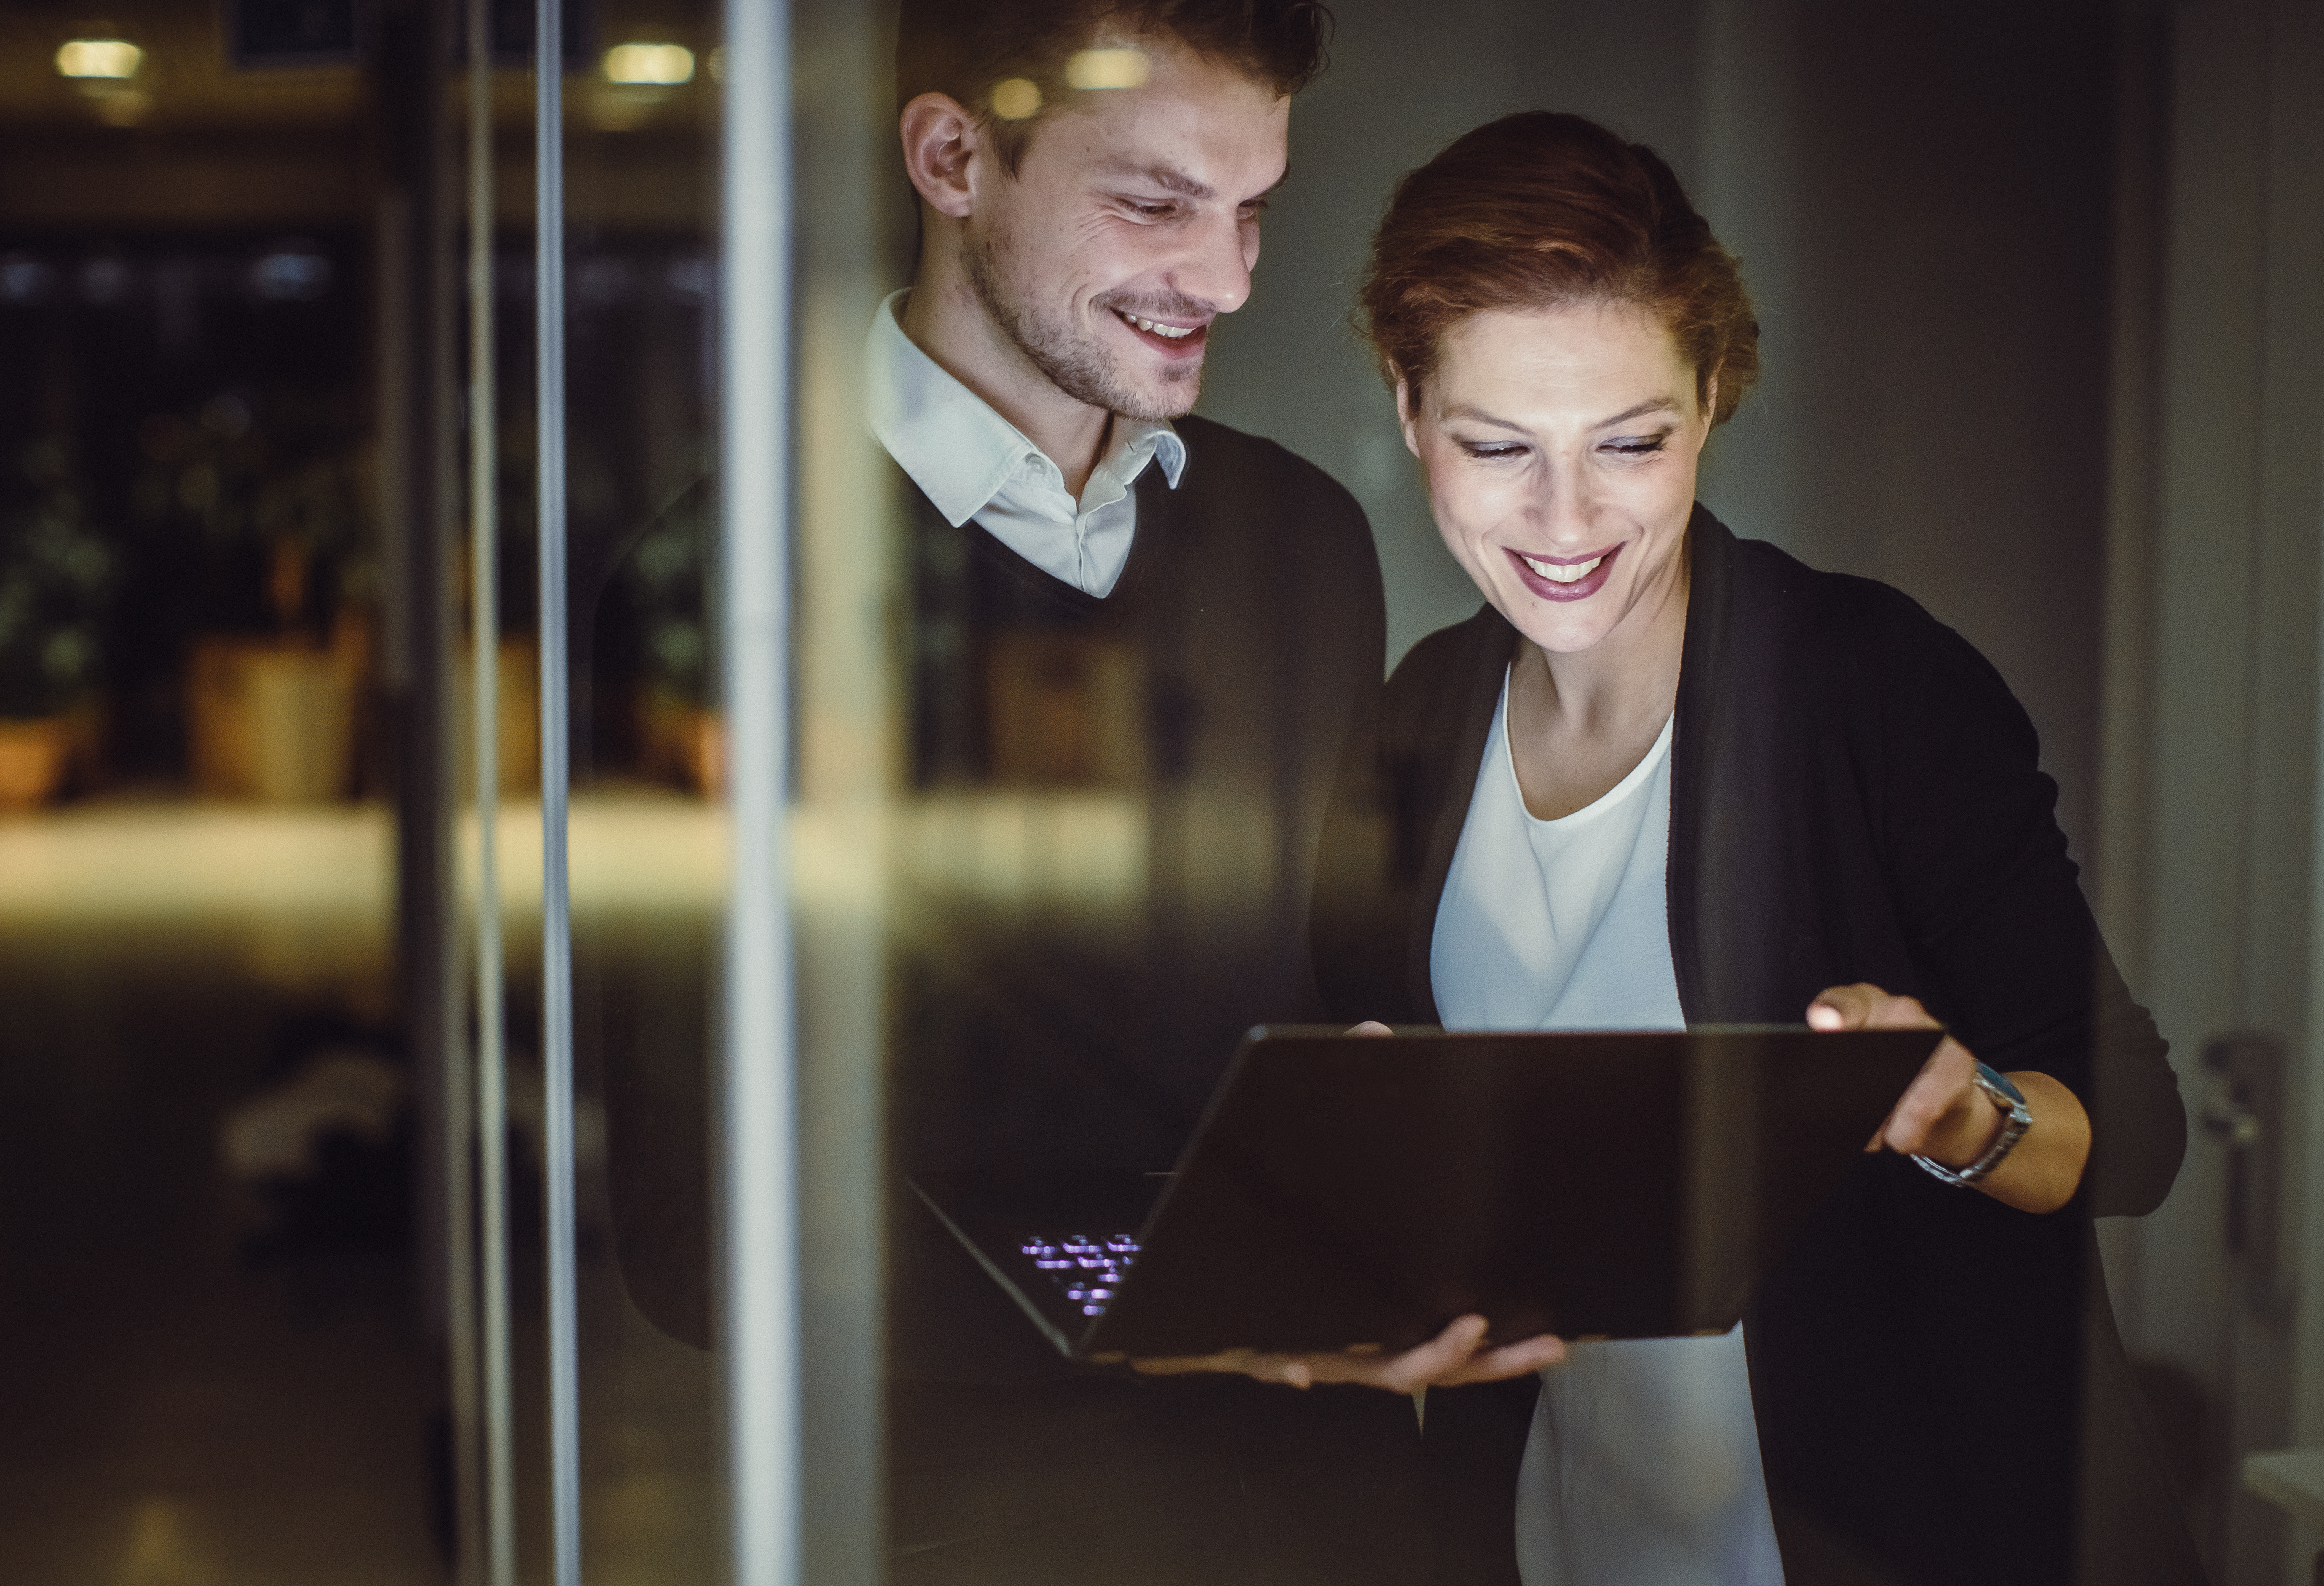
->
[622, 476, 712, 707]
[131, 389, 369, 635]
[0, 438, 115, 720]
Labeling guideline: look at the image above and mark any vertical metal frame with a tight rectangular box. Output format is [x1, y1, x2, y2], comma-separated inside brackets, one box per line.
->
[721, 0, 800, 1580]
[467, 0, 518, 1578]
[534, 0, 583, 1580]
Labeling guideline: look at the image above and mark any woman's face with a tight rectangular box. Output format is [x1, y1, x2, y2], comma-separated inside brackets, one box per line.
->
[1400, 301, 1711, 659]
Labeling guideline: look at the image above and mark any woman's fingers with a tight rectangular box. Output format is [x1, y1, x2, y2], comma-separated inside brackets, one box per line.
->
[1876, 1035, 1981, 1156]
[1130, 1315, 1566, 1393]
[1809, 984, 1976, 1153]
[1807, 982, 1938, 1032]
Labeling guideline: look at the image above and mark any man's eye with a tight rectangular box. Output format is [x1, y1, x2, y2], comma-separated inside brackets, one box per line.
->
[1131, 202, 1175, 219]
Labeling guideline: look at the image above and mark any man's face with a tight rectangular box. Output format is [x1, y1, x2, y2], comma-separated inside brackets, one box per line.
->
[962, 41, 1288, 420]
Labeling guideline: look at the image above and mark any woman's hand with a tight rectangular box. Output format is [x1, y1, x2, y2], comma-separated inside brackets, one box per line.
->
[1808, 983, 2091, 1213]
[1130, 1313, 1566, 1392]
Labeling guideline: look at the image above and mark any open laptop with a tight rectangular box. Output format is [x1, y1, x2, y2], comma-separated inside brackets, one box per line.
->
[910, 1024, 1942, 1363]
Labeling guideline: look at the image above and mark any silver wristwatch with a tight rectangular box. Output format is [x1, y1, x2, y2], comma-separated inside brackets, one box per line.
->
[1912, 1063, 2033, 1187]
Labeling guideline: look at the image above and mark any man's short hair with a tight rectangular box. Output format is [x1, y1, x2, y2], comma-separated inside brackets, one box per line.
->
[896, 0, 1333, 175]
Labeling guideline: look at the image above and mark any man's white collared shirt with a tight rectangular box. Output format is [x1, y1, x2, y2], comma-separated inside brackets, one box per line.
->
[864, 289, 1186, 598]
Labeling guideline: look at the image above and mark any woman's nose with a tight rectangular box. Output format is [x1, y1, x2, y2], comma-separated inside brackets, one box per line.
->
[1531, 461, 1593, 542]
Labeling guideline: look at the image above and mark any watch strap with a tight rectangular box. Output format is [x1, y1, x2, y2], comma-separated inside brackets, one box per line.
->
[1912, 1063, 2033, 1188]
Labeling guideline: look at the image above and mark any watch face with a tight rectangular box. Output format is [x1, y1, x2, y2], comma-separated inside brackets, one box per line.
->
[1974, 1063, 2027, 1107]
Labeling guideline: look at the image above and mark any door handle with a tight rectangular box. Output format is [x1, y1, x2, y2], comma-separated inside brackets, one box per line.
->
[2201, 1033, 2292, 1319]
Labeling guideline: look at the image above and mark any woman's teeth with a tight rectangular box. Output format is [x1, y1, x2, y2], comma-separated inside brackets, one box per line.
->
[1117, 309, 1195, 339]
[1523, 553, 1603, 584]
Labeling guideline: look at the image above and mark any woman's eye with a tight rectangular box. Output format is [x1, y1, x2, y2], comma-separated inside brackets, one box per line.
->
[1462, 443, 1524, 461]
[1604, 436, 1669, 457]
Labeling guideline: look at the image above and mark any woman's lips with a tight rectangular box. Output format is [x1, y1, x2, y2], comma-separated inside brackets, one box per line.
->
[1507, 543, 1620, 602]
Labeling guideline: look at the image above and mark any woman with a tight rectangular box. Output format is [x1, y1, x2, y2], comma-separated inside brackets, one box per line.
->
[1147, 113, 2201, 1585]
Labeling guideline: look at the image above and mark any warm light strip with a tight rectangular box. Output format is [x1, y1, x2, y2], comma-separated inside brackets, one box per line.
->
[56, 38, 142, 79]
[603, 41, 694, 84]
[1065, 48, 1149, 89]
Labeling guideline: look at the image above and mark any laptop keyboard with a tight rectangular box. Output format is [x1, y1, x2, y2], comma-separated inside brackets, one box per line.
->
[1020, 1233, 1141, 1317]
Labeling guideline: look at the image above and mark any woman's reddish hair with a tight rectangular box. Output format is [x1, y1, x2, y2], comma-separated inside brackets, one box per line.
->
[1358, 112, 1759, 426]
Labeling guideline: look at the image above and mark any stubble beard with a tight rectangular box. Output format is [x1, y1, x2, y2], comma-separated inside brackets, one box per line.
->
[964, 229, 1200, 423]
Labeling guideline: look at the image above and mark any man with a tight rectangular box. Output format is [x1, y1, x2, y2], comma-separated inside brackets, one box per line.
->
[608, 2, 1530, 1579]
[870, 5, 1533, 1584]
[876, 2, 1362, 1178]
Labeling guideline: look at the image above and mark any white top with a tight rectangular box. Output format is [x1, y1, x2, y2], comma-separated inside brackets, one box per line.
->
[1432, 675, 1785, 1586]
[863, 289, 1187, 597]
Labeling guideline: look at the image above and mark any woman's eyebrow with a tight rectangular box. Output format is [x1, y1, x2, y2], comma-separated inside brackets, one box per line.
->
[1441, 396, 1682, 431]
[1595, 397, 1682, 427]
[1441, 404, 1525, 430]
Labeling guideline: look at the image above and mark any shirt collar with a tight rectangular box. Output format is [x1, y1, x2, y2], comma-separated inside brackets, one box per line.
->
[864, 289, 1184, 525]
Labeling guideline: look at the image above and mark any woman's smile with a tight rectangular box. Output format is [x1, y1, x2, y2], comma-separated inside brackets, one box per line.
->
[1506, 542, 1620, 602]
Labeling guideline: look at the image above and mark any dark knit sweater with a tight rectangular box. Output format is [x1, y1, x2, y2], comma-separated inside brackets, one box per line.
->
[888, 410, 1386, 1186]
[606, 414, 1386, 1350]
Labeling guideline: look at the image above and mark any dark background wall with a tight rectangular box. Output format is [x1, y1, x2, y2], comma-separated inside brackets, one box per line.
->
[1196, 0, 2116, 862]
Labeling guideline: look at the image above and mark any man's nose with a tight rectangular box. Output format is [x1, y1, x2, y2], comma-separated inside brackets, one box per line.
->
[1169, 211, 1253, 316]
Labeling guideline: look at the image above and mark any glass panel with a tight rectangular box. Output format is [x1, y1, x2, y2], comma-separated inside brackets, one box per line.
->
[537, 0, 730, 1578]
[5, 4, 2323, 1586]
[0, 4, 451, 1583]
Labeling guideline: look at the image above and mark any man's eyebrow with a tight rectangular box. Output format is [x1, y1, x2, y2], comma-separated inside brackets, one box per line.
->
[1101, 162, 1216, 200]
[1097, 163, 1286, 204]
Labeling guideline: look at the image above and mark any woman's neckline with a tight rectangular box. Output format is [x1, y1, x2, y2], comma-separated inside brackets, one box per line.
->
[1499, 668, 1674, 831]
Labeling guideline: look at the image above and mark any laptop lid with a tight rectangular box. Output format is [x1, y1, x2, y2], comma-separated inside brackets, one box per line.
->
[918, 1024, 1943, 1362]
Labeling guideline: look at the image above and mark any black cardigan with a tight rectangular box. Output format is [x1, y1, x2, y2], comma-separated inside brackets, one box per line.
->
[1313, 508, 2203, 1585]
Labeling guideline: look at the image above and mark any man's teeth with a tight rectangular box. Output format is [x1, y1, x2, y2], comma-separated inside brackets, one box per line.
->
[1523, 554, 1603, 584]
[1117, 310, 1196, 340]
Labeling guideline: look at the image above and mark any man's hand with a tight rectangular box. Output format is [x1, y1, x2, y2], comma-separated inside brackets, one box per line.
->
[1131, 1313, 1566, 1392]
[1807, 982, 2089, 1213]
[1131, 1023, 1559, 1392]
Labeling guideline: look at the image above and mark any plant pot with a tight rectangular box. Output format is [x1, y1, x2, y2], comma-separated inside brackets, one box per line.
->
[0, 717, 69, 811]
[637, 691, 724, 796]
[453, 639, 542, 797]
[188, 638, 358, 802]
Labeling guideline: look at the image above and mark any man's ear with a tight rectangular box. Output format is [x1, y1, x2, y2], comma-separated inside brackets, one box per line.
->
[899, 91, 983, 220]
[1394, 378, 1422, 460]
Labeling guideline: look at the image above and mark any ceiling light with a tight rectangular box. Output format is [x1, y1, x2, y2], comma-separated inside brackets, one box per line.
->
[990, 78, 1041, 119]
[1065, 49, 1148, 90]
[603, 43, 693, 85]
[57, 38, 142, 79]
